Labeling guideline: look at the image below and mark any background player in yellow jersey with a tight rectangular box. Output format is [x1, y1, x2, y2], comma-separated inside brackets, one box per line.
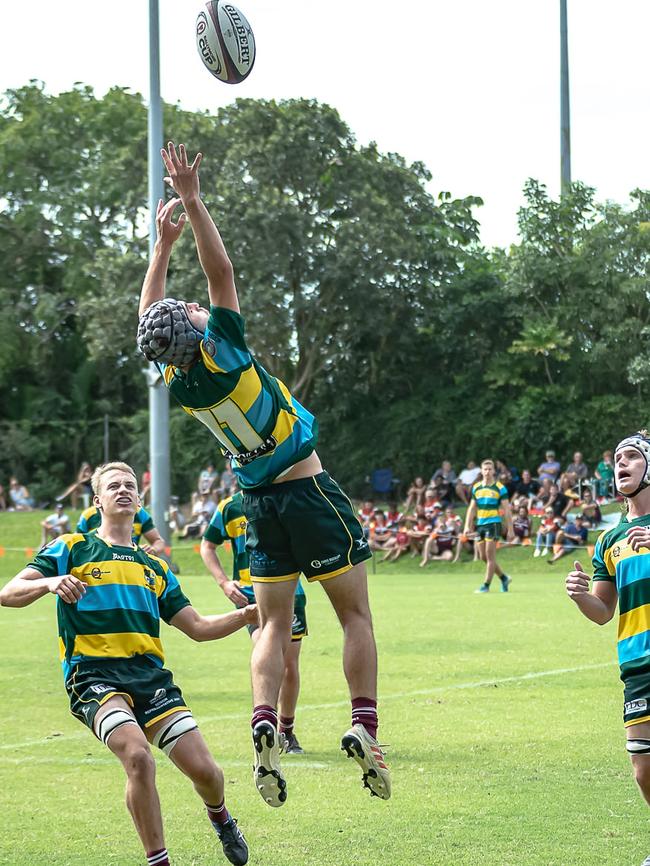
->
[0, 462, 256, 866]
[463, 458, 515, 593]
[566, 432, 650, 866]
[137, 142, 390, 807]
[200, 490, 308, 754]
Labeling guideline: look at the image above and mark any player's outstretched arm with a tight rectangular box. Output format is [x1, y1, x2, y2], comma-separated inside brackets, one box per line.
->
[0, 568, 86, 608]
[565, 559, 617, 624]
[169, 603, 258, 641]
[161, 142, 239, 313]
[138, 198, 187, 316]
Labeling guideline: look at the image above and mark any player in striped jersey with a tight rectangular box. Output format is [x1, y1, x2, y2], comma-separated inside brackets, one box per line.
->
[463, 458, 514, 593]
[200, 491, 307, 754]
[77, 503, 166, 556]
[567, 432, 650, 865]
[137, 142, 389, 806]
[0, 462, 256, 866]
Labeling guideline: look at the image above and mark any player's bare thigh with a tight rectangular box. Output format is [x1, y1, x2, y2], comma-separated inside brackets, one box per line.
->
[319, 562, 371, 623]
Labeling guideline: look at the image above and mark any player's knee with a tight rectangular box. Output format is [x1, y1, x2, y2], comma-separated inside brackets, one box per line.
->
[124, 743, 156, 779]
[192, 758, 223, 791]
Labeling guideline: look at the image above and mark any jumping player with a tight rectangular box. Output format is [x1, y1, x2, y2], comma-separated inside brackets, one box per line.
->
[200, 490, 307, 754]
[0, 462, 255, 866]
[566, 431, 650, 866]
[463, 458, 514, 593]
[136, 143, 390, 806]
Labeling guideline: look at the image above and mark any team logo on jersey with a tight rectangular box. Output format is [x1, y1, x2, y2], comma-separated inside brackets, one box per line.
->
[204, 337, 217, 357]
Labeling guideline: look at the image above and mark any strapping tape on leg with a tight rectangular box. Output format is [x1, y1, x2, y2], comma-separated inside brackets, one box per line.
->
[626, 739, 650, 755]
[97, 709, 138, 745]
[152, 712, 198, 756]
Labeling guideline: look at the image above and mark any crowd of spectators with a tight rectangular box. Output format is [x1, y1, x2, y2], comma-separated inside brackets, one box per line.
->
[360, 448, 617, 567]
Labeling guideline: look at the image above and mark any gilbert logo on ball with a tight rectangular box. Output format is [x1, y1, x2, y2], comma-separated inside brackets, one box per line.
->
[196, 1, 256, 84]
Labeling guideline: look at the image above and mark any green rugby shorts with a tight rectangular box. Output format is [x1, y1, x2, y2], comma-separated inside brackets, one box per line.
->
[244, 471, 371, 582]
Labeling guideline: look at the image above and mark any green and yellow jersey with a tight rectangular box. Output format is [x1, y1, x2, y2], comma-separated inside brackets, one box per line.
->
[29, 533, 190, 681]
[161, 306, 318, 489]
[593, 514, 650, 682]
[76, 506, 155, 547]
[471, 480, 508, 526]
[203, 491, 305, 599]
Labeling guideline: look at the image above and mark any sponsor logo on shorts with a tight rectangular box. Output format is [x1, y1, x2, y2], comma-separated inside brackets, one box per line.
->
[355, 538, 369, 550]
[90, 684, 111, 695]
[151, 688, 167, 704]
[625, 698, 648, 714]
[310, 555, 341, 569]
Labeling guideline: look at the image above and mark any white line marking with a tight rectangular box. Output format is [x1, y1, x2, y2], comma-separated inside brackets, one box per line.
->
[0, 662, 613, 752]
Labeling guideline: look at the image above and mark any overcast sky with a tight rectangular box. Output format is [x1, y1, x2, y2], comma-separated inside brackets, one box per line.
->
[2, 0, 649, 248]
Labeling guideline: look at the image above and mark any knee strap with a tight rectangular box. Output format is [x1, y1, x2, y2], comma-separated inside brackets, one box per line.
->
[152, 711, 198, 756]
[626, 739, 650, 755]
[96, 708, 138, 746]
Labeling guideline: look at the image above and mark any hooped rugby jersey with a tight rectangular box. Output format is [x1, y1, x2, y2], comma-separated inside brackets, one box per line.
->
[470, 480, 508, 526]
[161, 306, 318, 489]
[76, 505, 155, 546]
[202, 491, 305, 598]
[29, 533, 190, 680]
[592, 513, 650, 681]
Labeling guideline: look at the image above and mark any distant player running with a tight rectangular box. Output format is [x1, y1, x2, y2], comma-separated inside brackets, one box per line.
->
[77, 502, 166, 556]
[201, 490, 308, 754]
[566, 431, 650, 866]
[137, 142, 390, 806]
[463, 458, 514, 593]
[0, 462, 256, 866]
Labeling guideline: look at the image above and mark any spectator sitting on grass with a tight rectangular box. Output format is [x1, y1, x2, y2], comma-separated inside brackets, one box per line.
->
[8, 477, 34, 511]
[179, 493, 215, 539]
[495, 460, 514, 496]
[420, 514, 459, 566]
[430, 461, 457, 505]
[512, 505, 532, 545]
[369, 510, 393, 552]
[534, 507, 557, 558]
[381, 520, 411, 562]
[559, 472, 581, 502]
[404, 476, 426, 512]
[538, 450, 561, 483]
[532, 477, 553, 511]
[423, 489, 442, 520]
[40, 503, 71, 547]
[513, 469, 539, 504]
[408, 514, 432, 558]
[385, 503, 402, 529]
[358, 499, 375, 526]
[549, 514, 589, 564]
[579, 486, 602, 528]
[455, 461, 482, 505]
[595, 449, 615, 501]
[548, 482, 573, 519]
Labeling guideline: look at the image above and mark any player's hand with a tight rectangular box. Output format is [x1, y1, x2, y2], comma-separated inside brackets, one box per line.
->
[47, 574, 86, 604]
[242, 603, 258, 625]
[221, 580, 249, 606]
[155, 197, 186, 247]
[566, 560, 590, 599]
[626, 525, 650, 552]
[161, 142, 202, 202]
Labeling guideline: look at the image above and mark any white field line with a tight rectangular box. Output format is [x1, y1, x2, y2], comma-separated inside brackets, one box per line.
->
[0, 661, 613, 753]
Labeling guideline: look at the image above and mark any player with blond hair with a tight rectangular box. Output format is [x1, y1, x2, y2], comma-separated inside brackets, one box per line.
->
[0, 461, 256, 866]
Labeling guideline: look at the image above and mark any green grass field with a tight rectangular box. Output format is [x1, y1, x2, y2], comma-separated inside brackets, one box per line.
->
[0, 510, 644, 866]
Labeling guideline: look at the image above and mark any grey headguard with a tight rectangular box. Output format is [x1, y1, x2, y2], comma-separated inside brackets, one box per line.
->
[137, 299, 203, 367]
[615, 431, 650, 497]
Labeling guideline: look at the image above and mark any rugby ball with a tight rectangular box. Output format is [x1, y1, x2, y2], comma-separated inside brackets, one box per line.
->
[196, 1, 256, 84]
